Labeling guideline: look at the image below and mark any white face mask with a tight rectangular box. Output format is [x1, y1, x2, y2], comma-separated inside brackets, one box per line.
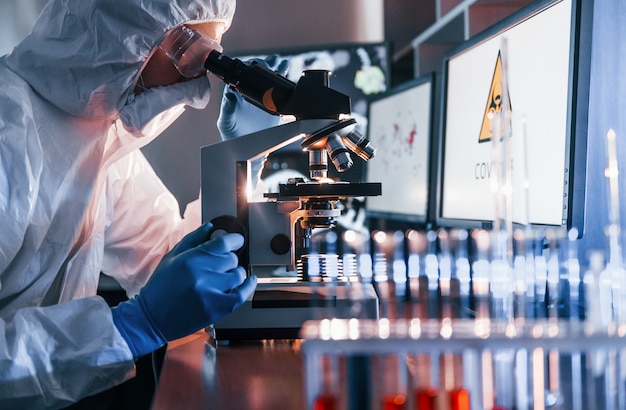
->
[118, 74, 212, 138]
[159, 26, 223, 78]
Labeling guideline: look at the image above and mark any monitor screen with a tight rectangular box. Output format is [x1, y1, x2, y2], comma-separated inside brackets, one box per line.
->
[365, 74, 437, 225]
[436, 0, 592, 234]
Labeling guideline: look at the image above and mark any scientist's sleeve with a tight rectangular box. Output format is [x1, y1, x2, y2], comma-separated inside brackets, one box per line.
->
[101, 148, 201, 298]
[0, 298, 135, 409]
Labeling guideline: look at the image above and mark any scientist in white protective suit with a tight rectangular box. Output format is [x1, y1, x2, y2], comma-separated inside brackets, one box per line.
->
[0, 0, 288, 408]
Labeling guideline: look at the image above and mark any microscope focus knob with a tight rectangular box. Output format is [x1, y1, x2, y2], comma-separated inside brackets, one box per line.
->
[270, 234, 291, 255]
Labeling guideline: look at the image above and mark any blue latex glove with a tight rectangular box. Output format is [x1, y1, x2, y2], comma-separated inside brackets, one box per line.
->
[111, 223, 256, 359]
[217, 54, 290, 140]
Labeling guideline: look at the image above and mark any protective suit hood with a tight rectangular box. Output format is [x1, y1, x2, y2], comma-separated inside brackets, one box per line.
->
[5, 0, 235, 120]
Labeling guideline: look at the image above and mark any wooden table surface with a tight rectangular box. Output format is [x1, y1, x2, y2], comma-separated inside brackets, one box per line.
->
[151, 332, 306, 410]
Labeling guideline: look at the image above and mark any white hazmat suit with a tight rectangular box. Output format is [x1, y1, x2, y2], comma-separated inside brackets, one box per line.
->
[0, 0, 237, 408]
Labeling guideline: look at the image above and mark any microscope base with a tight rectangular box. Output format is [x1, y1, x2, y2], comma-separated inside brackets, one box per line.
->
[211, 280, 379, 341]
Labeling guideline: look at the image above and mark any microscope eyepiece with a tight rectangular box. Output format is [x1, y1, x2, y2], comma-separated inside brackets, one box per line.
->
[204, 51, 295, 115]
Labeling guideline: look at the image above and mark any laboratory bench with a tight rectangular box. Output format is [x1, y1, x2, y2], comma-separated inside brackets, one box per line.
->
[151, 331, 306, 409]
[150, 315, 626, 410]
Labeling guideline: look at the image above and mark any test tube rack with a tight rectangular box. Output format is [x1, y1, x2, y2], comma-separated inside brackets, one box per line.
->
[302, 318, 626, 410]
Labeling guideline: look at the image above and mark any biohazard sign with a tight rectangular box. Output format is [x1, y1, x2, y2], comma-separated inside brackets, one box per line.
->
[478, 51, 512, 142]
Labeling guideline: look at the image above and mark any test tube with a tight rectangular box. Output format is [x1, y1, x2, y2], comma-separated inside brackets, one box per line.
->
[372, 230, 390, 283]
[392, 230, 408, 316]
[342, 229, 371, 319]
[359, 231, 374, 285]
[603, 129, 626, 409]
[523, 230, 537, 319]
[425, 230, 440, 319]
[375, 353, 408, 410]
[438, 230, 466, 321]
[583, 251, 609, 409]
[471, 229, 491, 321]
[512, 229, 529, 320]
[452, 229, 472, 319]
[313, 354, 342, 410]
[545, 230, 560, 320]
[492, 348, 515, 410]
[490, 229, 514, 322]
[544, 231, 563, 409]
[408, 349, 437, 410]
[406, 229, 428, 319]
[489, 228, 516, 409]
[511, 229, 532, 410]
[405, 231, 439, 409]
[533, 230, 548, 319]
[603, 129, 626, 324]
[341, 229, 361, 280]
[480, 350, 495, 410]
[436, 352, 454, 410]
[437, 330, 469, 408]
[564, 228, 584, 410]
[438, 229, 454, 320]
[372, 230, 394, 318]
[531, 347, 546, 410]
[514, 348, 530, 410]
[438, 230, 470, 410]
[564, 228, 583, 320]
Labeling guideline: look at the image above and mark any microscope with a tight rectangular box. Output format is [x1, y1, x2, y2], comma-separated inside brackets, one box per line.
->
[201, 52, 380, 340]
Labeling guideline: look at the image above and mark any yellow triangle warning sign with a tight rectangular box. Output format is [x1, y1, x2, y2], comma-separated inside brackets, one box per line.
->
[478, 51, 512, 143]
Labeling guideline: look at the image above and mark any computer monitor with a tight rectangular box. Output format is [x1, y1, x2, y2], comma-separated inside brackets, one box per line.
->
[365, 74, 438, 227]
[436, 0, 593, 235]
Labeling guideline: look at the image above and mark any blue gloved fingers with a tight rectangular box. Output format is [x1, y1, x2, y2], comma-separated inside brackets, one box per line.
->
[254, 54, 289, 74]
[217, 90, 239, 139]
[275, 59, 290, 76]
[262, 54, 279, 66]
[228, 274, 258, 305]
[221, 88, 238, 109]
[167, 222, 213, 256]
[199, 232, 245, 255]
[217, 55, 290, 141]
[114, 229, 255, 357]
[200, 274, 257, 313]
[196, 265, 248, 294]
[260, 55, 289, 76]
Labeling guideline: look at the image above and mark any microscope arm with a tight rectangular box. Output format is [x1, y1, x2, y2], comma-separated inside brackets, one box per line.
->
[201, 119, 339, 224]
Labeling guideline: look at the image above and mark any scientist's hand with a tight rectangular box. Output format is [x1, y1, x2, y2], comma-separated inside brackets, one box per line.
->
[217, 55, 290, 140]
[111, 223, 256, 359]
